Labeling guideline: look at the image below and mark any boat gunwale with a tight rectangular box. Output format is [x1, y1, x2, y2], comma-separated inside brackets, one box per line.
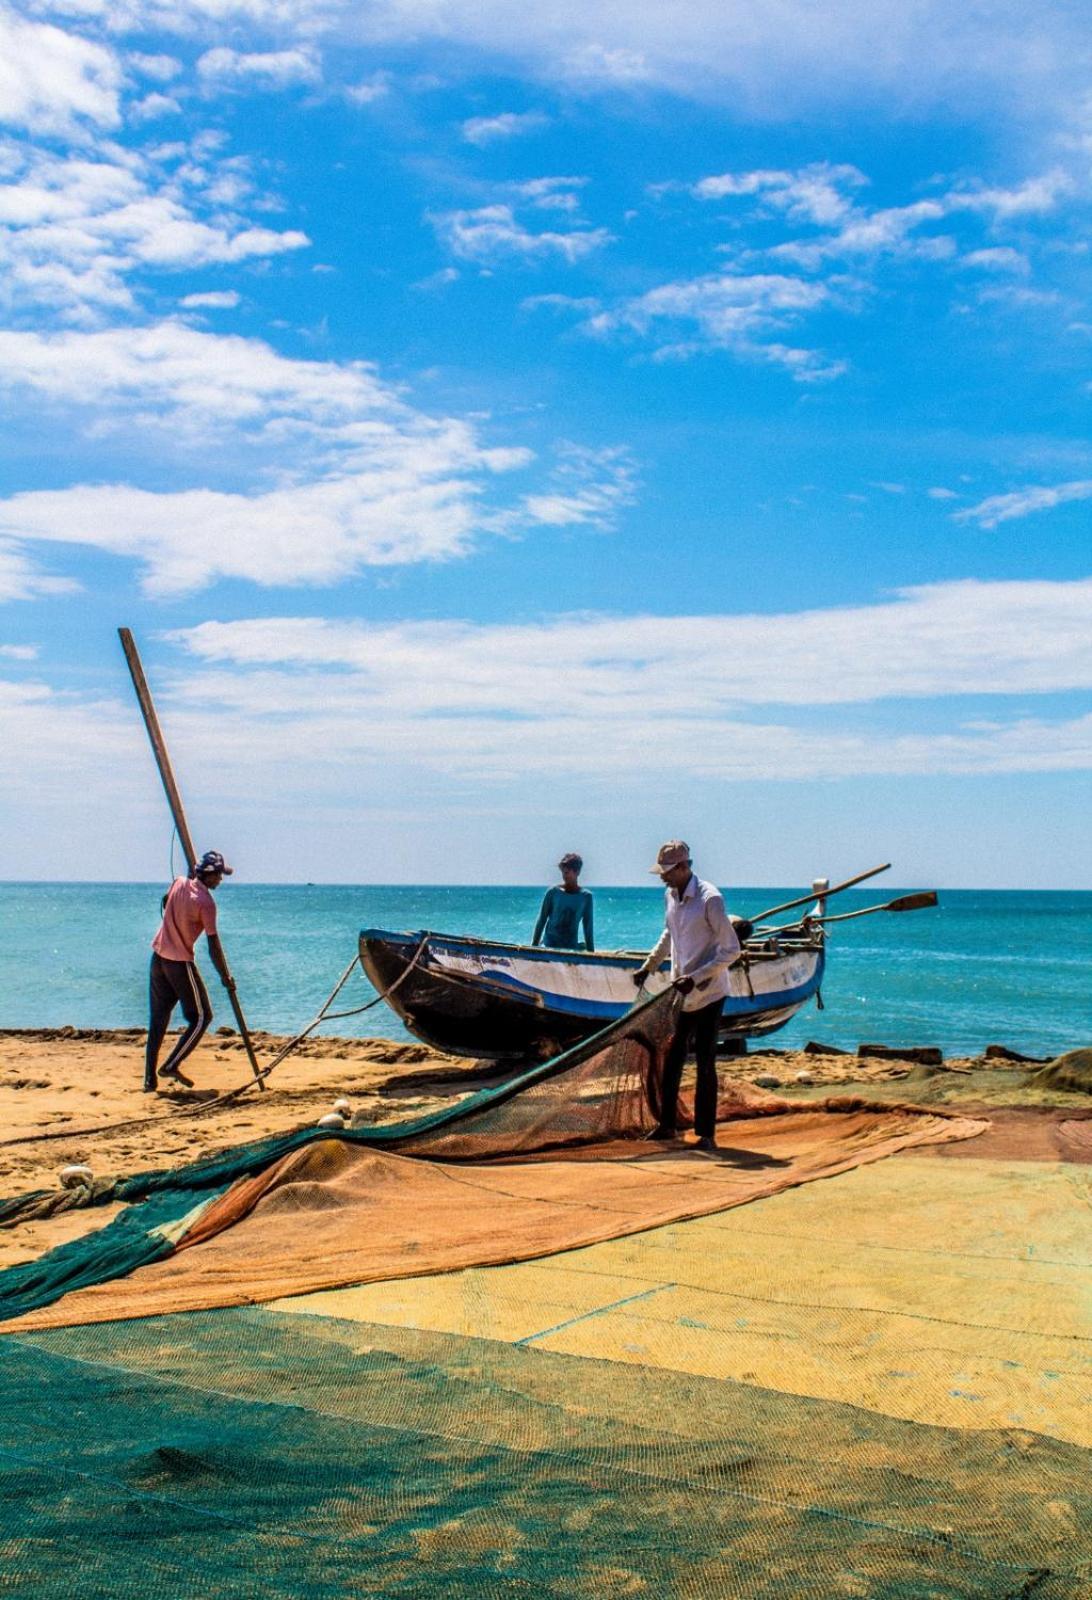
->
[359, 927, 824, 967]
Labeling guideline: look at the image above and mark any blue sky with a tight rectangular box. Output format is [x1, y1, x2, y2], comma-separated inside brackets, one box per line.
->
[0, 0, 1089, 887]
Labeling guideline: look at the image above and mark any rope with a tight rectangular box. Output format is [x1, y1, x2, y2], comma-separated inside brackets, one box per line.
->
[0, 937, 430, 1154]
[188, 935, 429, 1112]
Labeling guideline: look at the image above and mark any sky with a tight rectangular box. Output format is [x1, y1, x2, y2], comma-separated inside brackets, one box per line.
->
[0, 0, 1089, 888]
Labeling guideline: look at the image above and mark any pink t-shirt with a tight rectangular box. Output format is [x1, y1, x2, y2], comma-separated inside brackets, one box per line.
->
[152, 877, 218, 963]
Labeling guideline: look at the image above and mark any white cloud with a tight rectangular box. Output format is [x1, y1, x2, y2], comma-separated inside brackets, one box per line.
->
[342, 0, 1091, 129]
[946, 172, 1070, 219]
[171, 578, 1092, 714]
[957, 480, 1092, 529]
[462, 111, 548, 146]
[0, 476, 495, 594]
[960, 247, 1029, 274]
[0, 676, 144, 814]
[695, 162, 1066, 278]
[515, 444, 635, 530]
[182, 701, 1092, 786]
[694, 163, 867, 227]
[104, 576, 1092, 787]
[0, 322, 418, 430]
[0, 6, 122, 136]
[179, 289, 241, 307]
[585, 270, 841, 379]
[126, 52, 182, 84]
[631, 155, 1079, 373]
[0, 537, 76, 602]
[410, 265, 458, 291]
[692, 169, 790, 200]
[0, 136, 309, 318]
[522, 292, 599, 313]
[512, 175, 587, 212]
[4, 582, 1091, 824]
[927, 486, 959, 500]
[344, 72, 388, 104]
[129, 91, 181, 121]
[0, 441, 634, 593]
[196, 47, 321, 90]
[0, 323, 653, 592]
[432, 203, 610, 264]
[7, 669, 1088, 839]
[770, 197, 951, 268]
[0, 642, 37, 658]
[560, 43, 653, 85]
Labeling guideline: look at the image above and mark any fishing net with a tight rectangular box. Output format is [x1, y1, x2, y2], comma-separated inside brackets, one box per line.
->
[0, 991, 984, 1332]
[1, 999, 1085, 1597]
[3, 1305, 1089, 1598]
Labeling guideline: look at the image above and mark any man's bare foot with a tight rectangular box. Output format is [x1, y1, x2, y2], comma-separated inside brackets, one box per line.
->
[158, 1064, 194, 1088]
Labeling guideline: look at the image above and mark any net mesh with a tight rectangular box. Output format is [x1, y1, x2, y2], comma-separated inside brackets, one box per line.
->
[2, 1307, 1087, 1598]
[0, 999, 1084, 1595]
[0, 991, 983, 1331]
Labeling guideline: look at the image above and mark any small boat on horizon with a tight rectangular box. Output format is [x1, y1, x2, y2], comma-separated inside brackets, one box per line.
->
[358, 924, 826, 1060]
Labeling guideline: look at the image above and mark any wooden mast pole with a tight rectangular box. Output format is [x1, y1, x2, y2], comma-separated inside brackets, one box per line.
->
[118, 627, 266, 1089]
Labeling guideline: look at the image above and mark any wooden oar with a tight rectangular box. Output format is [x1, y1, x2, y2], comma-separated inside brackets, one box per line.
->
[768, 891, 937, 934]
[748, 863, 891, 924]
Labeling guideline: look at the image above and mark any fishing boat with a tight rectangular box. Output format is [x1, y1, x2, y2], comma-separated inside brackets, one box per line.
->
[358, 925, 826, 1060]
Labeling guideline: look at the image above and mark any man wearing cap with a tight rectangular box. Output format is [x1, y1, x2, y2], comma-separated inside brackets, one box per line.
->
[144, 851, 236, 1092]
[532, 853, 595, 951]
[633, 842, 741, 1151]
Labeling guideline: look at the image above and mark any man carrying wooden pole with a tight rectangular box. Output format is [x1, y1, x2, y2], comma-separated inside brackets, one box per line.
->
[118, 627, 265, 1092]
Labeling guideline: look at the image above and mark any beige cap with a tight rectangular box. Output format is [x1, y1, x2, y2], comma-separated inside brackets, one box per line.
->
[650, 840, 690, 874]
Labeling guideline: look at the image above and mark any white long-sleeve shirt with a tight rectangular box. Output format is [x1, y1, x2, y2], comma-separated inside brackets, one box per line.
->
[647, 874, 741, 1012]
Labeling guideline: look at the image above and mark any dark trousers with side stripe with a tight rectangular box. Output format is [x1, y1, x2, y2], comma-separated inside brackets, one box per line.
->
[660, 996, 725, 1138]
[145, 954, 211, 1087]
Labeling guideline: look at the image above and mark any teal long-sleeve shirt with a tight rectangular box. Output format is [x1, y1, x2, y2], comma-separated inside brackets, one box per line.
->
[532, 886, 594, 951]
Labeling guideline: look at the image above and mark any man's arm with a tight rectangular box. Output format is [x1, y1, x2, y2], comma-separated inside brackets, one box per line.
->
[532, 890, 552, 947]
[206, 932, 235, 990]
[633, 927, 671, 985]
[582, 894, 594, 953]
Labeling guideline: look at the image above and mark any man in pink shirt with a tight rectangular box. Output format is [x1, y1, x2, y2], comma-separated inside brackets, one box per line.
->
[145, 850, 236, 1091]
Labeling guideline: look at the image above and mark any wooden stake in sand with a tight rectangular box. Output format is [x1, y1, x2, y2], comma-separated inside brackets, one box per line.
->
[118, 627, 266, 1090]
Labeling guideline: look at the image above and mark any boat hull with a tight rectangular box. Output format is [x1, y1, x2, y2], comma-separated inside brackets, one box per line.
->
[358, 929, 825, 1059]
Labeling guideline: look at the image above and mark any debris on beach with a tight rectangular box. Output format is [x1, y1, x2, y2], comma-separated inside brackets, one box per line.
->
[858, 1043, 943, 1065]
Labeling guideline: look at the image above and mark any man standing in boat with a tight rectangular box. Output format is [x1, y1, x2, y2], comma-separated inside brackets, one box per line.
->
[633, 841, 741, 1152]
[144, 850, 236, 1092]
[532, 853, 595, 951]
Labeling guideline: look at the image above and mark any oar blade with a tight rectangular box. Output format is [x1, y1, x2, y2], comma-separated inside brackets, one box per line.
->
[886, 891, 938, 913]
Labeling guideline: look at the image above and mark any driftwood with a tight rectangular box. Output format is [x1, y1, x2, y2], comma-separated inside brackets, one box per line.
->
[858, 1044, 943, 1066]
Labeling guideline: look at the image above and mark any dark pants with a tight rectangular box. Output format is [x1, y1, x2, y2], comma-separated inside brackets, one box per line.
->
[145, 955, 211, 1087]
[660, 996, 725, 1138]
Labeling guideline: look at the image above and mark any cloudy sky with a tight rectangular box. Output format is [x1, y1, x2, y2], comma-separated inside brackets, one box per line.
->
[0, 0, 1089, 886]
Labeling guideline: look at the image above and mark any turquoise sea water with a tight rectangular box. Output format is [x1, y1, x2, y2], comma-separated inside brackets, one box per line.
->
[1, 883, 1088, 1058]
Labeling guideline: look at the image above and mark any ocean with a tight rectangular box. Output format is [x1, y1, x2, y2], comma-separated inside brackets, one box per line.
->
[1, 883, 1088, 1058]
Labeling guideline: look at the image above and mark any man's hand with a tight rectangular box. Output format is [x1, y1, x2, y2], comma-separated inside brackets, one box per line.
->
[222, 974, 237, 994]
[632, 967, 651, 988]
[673, 975, 695, 996]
